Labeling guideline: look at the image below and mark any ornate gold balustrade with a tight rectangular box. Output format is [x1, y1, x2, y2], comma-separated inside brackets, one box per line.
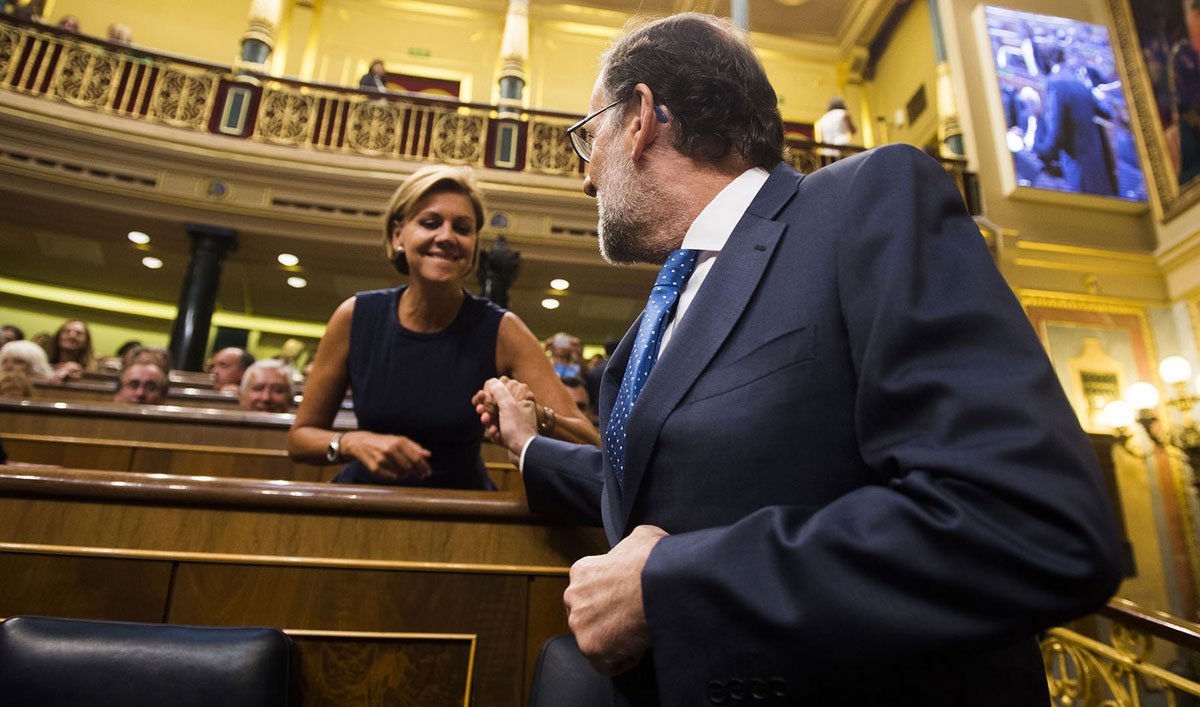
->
[1044, 598, 1200, 706]
[0, 13, 978, 209]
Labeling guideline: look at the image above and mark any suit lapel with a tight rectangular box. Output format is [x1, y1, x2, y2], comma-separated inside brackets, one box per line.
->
[616, 164, 805, 530]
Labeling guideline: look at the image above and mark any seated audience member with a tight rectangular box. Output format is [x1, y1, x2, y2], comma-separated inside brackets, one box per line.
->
[106, 22, 131, 44]
[289, 164, 598, 489]
[359, 59, 387, 92]
[239, 360, 294, 413]
[113, 361, 166, 405]
[560, 375, 597, 425]
[116, 340, 142, 363]
[127, 344, 172, 373]
[545, 332, 581, 378]
[44, 319, 95, 383]
[0, 340, 52, 379]
[1, 324, 23, 346]
[211, 347, 254, 392]
[56, 14, 78, 32]
[0, 371, 33, 399]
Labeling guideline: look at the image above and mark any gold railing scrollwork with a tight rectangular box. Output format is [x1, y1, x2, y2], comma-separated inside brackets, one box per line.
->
[431, 111, 485, 165]
[0, 15, 979, 192]
[1042, 600, 1200, 707]
[54, 44, 117, 108]
[150, 68, 216, 129]
[255, 87, 316, 146]
[527, 120, 578, 176]
[345, 99, 400, 154]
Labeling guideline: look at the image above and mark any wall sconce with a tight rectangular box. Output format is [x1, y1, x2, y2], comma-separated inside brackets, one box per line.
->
[1101, 356, 1200, 488]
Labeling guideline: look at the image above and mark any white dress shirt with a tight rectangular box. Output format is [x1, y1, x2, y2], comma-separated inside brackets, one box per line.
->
[519, 166, 771, 470]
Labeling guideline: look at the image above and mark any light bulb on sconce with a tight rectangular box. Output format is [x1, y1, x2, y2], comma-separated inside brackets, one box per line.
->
[1110, 358, 1200, 492]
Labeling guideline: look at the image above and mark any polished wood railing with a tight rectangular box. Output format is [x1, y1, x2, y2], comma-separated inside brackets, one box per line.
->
[0, 12, 979, 210]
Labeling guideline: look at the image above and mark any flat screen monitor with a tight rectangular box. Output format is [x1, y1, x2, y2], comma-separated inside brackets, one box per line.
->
[982, 5, 1147, 203]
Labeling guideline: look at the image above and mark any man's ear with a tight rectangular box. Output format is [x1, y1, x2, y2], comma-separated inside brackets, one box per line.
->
[628, 82, 663, 162]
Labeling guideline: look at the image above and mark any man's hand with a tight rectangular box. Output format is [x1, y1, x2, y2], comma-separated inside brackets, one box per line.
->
[564, 524, 668, 676]
[472, 377, 539, 459]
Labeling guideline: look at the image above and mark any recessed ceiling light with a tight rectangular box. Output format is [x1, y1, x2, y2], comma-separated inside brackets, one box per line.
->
[287, 276, 308, 288]
[277, 253, 299, 267]
[141, 256, 163, 269]
[541, 298, 560, 310]
[128, 231, 150, 244]
[550, 278, 570, 291]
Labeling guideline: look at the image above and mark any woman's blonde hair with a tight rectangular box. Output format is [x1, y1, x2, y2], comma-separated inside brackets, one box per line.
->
[382, 165, 486, 275]
[0, 340, 53, 378]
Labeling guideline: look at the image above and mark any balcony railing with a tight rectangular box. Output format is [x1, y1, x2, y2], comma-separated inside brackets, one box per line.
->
[0, 13, 979, 211]
[1044, 598, 1200, 706]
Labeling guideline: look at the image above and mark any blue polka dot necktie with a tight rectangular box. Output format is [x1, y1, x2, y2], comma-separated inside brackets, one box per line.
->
[605, 248, 701, 489]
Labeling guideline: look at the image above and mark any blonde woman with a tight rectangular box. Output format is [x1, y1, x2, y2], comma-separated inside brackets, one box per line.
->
[290, 165, 598, 489]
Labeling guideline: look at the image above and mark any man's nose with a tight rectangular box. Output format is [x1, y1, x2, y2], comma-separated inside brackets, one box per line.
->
[583, 173, 596, 198]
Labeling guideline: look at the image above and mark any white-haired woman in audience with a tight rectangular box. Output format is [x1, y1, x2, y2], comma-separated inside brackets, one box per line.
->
[290, 165, 599, 489]
[44, 318, 96, 383]
[0, 340, 53, 379]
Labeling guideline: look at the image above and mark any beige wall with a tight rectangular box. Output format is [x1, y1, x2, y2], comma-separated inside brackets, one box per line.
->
[0, 297, 169, 360]
[48, 0, 251, 65]
[865, 1, 939, 148]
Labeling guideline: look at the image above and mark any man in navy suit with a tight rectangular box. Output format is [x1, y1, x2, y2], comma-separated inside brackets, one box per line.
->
[478, 13, 1120, 706]
[1034, 51, 1117, 196]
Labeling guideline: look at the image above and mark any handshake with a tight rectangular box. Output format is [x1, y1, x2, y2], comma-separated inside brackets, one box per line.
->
[472, 376, 541, 462]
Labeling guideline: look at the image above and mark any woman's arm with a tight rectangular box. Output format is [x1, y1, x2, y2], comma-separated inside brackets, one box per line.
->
[288, 297, 432, 480]
[496, 312, 601, 447]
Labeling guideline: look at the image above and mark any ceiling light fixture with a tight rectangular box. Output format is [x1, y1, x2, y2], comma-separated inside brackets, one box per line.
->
[550, 278, 570, 291]
[287, 276, 308, 288]
[277, 253, 300, 267]
[541, 298, 560, 310]
[128, 231, 150, 244]
[141, 256, 163, 269]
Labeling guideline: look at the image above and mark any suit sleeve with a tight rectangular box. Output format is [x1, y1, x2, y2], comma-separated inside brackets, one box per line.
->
[641, 145, 1122, 689]
[523, 436, 606, 526]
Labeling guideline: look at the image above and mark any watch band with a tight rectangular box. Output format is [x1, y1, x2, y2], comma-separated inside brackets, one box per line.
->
[326, 431, 345, 463]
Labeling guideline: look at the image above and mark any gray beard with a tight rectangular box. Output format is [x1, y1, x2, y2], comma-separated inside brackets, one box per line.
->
[595, 151, 671, 266]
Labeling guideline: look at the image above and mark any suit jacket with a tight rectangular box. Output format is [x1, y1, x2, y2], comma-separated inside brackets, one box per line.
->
[1034, 73, 1116, 196]
[524, 144, 1122, 706]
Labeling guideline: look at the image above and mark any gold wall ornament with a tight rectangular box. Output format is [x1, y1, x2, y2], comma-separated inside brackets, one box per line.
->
[254, 88, 315, 145]
[345, 100, 400, 155]
[150, 68, 216, 129]
[431, 112, 484, 165]
[53, 45, 117, 108]
[526, 121, 576, 176]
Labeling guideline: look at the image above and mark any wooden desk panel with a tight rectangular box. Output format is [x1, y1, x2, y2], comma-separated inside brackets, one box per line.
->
[0, 469, 604, 705]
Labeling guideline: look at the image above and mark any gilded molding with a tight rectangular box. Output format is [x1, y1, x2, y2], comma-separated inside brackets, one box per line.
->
[0, 543, 574, 576]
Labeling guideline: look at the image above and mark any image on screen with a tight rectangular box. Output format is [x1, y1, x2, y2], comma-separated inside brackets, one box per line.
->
[983, 5, 1148, 202]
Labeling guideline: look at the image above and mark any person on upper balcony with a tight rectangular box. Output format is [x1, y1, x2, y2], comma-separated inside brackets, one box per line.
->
[359, 60, 387, 92]
[289, 164, 599, 490]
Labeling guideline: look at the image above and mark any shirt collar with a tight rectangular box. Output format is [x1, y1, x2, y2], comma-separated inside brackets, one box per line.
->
[680, 167, 771, 253]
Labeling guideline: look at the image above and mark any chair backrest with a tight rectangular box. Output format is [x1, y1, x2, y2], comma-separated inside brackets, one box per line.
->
[0, 615, 291, 707]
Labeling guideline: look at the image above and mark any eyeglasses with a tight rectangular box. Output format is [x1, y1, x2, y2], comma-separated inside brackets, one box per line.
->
[566, 99, 623, 163]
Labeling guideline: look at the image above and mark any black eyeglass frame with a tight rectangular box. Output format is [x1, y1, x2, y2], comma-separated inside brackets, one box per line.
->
[566, 98, 624, 163]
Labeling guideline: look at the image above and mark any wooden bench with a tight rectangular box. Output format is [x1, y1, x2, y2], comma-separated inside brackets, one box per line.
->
[0, 399, 520, 488]
[0, 467, 603, 705]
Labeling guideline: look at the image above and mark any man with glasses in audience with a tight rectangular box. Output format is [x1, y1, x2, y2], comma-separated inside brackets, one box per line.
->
[114, 361, 166, 405]
[478, 12, 1121, 707]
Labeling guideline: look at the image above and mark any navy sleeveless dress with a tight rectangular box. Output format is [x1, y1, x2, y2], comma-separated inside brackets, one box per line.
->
[332, 286, 505, 490]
